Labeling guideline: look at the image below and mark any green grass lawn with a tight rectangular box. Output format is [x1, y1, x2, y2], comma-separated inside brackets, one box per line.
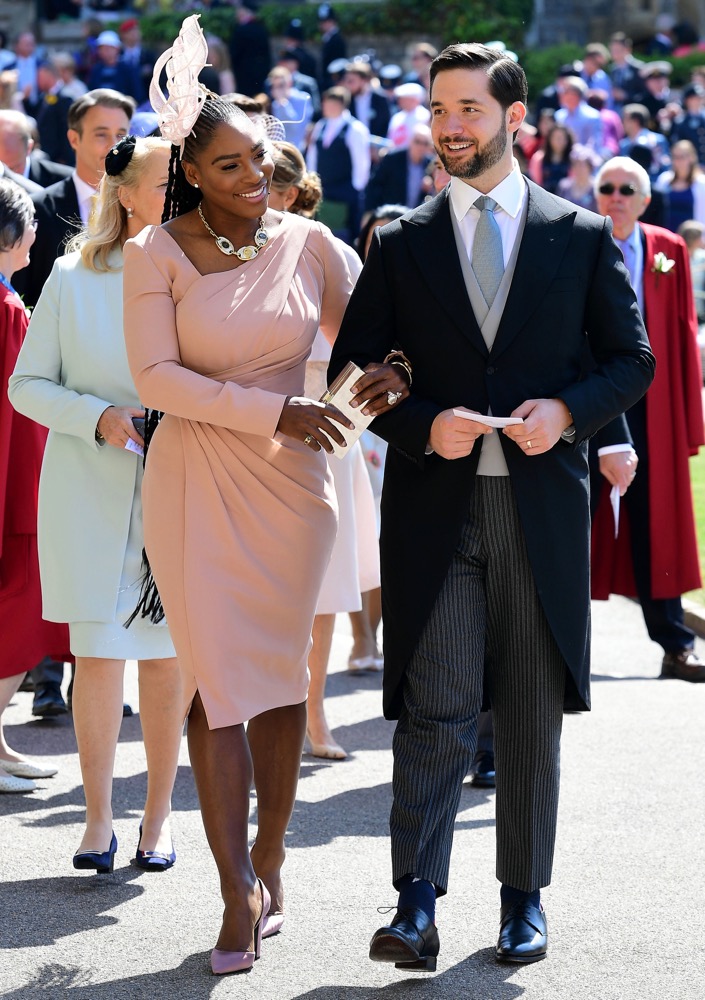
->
[688, 448, 705, 604]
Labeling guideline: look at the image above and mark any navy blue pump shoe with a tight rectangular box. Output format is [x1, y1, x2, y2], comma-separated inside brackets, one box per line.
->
[134, 822, 176, 872]
[73, 832, 118, 874]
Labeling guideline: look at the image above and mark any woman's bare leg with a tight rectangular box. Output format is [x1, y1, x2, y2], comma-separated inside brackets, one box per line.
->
[72, 656, 124, 853]
[137, 656, 182, 854]
[248, 701, 306, 915]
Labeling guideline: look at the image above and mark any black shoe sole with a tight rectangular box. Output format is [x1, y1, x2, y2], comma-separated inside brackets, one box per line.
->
[32, 705, 68, 718]
[370, 934, 437, 971]
[495, 949, 546, 964]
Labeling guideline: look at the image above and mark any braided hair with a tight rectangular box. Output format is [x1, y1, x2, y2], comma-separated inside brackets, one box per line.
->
[161, 95, 259, 223]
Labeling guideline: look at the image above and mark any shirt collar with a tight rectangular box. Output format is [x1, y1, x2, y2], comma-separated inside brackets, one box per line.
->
[449, 159, 525, 222]
[615, 225, 639, 251]
[73, 171, 99, 205]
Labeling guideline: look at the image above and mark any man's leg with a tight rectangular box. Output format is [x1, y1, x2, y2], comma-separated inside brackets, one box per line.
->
[31, 658, 67, 718]
[370, 497, 486, 970]
[390, 508, 486, 896]
[481, 477, 565, 962]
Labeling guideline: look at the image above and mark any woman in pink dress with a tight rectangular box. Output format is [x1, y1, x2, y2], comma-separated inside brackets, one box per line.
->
[123, 15, 409, 977]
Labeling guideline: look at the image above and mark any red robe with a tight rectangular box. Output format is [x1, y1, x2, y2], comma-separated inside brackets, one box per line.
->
[591, 224, 705, 600]
[0, 285, 70, 678]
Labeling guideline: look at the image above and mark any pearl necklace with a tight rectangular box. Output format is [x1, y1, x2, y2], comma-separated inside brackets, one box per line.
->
[198, 204, 269, 261]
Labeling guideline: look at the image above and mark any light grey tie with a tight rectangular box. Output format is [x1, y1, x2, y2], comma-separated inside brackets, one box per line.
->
[472, 196, 504, 307]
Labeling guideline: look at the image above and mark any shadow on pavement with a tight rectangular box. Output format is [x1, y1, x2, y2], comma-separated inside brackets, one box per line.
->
[0, 869, 144, 949]
[290, 949, 524, 999]
[0, 765, 200, 828]
[0, 954, 217, 996]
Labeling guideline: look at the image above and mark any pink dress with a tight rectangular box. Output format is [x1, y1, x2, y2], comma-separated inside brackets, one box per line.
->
[123, 214, 357, 729]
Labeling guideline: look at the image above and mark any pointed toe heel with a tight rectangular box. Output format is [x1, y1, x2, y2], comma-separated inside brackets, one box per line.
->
[134, 821, 176, 872]
[210, 878, 270, 976]
[73, 832, 118, 874]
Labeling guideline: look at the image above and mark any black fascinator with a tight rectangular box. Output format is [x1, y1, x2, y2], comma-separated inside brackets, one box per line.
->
[105, 135, 137, 177]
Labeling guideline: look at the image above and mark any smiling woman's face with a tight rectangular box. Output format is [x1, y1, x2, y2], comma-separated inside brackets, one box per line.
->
[182, 119, 274, 220]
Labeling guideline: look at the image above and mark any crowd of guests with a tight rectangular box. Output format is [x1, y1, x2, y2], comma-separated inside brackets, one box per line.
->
[0, 8, 704, 979]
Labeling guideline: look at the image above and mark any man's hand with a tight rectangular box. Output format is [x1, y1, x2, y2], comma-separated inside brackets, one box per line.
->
[429, 408, 492, 460]
[599, 449, 638, 496]
[503, 398, 572, 455]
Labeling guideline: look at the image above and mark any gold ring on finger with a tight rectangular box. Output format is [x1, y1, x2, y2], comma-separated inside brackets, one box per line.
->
[304, 434, 313, 445]
[527, 440, 532, 449]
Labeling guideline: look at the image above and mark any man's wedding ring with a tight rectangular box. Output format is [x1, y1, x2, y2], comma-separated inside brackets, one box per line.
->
[304, 434, 313, 445]
[527, 440, 532, 449]
[387, 390, 402, 405]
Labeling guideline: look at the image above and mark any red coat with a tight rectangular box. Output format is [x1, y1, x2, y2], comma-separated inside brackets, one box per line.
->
[591, 224, 705, 600]
[0, 286, 70, 677]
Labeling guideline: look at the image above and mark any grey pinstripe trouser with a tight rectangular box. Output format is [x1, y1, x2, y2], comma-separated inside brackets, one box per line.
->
[390, 476, 566, 895]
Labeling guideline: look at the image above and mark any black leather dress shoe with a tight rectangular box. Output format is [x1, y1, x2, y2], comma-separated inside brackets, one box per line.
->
[32, 684, 68, 718]
[369, 907, 439, 971]
[661, 649, 705, 682]
[469, 750, 496, 788]
[495, 900, 547, 964]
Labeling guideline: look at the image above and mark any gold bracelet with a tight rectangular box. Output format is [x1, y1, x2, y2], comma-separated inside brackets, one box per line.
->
[390, 360, 412, 386]
[384, 351, 413, 387]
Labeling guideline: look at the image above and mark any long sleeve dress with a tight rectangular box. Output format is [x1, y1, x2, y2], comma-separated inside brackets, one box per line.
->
[123, 212, 357, 729]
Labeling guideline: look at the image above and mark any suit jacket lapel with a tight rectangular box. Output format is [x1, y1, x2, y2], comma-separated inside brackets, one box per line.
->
[401, 190, 488, 358]
[491, 181, 576, 360]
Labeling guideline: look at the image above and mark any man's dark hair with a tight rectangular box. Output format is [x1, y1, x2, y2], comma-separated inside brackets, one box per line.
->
[429, 43, 528, 108]
[67, 88, 136, 134]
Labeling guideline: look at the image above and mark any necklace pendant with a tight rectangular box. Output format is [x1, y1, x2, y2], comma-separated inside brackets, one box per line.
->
[235, 244, 258, 261]
[254, 227, 269, 248]
[215, 236, 236, 256]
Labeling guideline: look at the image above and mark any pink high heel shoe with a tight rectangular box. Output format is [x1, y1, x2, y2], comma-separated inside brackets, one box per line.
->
[262, 912, 285, 938]
[210, 878, 270, 975]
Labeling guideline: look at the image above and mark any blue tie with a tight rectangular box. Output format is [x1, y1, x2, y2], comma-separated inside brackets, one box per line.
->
[618, 237, 636, 288]
[472, 196, 505, 307]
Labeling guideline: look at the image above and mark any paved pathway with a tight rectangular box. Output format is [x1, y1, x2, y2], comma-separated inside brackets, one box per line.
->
[1, 595, 703, 999]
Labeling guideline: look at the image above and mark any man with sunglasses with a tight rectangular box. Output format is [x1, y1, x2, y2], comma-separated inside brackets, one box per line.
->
[593, 157, 705, 683]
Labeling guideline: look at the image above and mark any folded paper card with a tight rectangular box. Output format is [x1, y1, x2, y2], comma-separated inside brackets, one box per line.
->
[452, 409, 523, 428]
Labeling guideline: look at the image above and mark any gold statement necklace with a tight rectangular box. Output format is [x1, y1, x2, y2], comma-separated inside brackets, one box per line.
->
[198, 204, 269, 261]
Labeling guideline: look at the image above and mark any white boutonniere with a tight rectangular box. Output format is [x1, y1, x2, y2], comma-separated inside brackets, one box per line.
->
[652, 251, 675, 275]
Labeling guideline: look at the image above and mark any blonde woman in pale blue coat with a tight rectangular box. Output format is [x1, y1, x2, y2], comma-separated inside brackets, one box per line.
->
[9, 136, 183, 874]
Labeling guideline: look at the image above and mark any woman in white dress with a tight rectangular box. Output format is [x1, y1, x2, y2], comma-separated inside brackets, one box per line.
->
[9, 136, 183, 874]
[269, 141, 381, 759]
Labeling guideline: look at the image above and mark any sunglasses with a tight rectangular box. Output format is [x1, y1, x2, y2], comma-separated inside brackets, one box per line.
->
[598, 183, 639, 196]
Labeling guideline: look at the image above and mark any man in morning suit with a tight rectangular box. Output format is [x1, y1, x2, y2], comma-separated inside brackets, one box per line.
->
[329, 43, 655, 969]
[591, 157, 705, 683]
[14, 88, 134, 311]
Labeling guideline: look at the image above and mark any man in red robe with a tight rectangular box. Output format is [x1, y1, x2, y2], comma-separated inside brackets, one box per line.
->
[592, 156, 705, 681]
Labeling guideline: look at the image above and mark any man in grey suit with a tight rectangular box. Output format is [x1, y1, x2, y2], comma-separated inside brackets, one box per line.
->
[329, 43, 654, 969]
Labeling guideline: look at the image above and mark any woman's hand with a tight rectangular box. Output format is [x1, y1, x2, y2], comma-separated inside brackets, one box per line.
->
[348, 362, 410, 417]
[276, 397, 355, 453]
[96, 405, 146, 449]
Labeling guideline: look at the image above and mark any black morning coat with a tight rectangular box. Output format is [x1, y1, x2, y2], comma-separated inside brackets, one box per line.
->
[328, 180, 655, 718]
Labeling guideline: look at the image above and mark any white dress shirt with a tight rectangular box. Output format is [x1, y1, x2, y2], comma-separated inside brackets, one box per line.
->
[448, 159, 526, 269]
[73, 173, 99, 227]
